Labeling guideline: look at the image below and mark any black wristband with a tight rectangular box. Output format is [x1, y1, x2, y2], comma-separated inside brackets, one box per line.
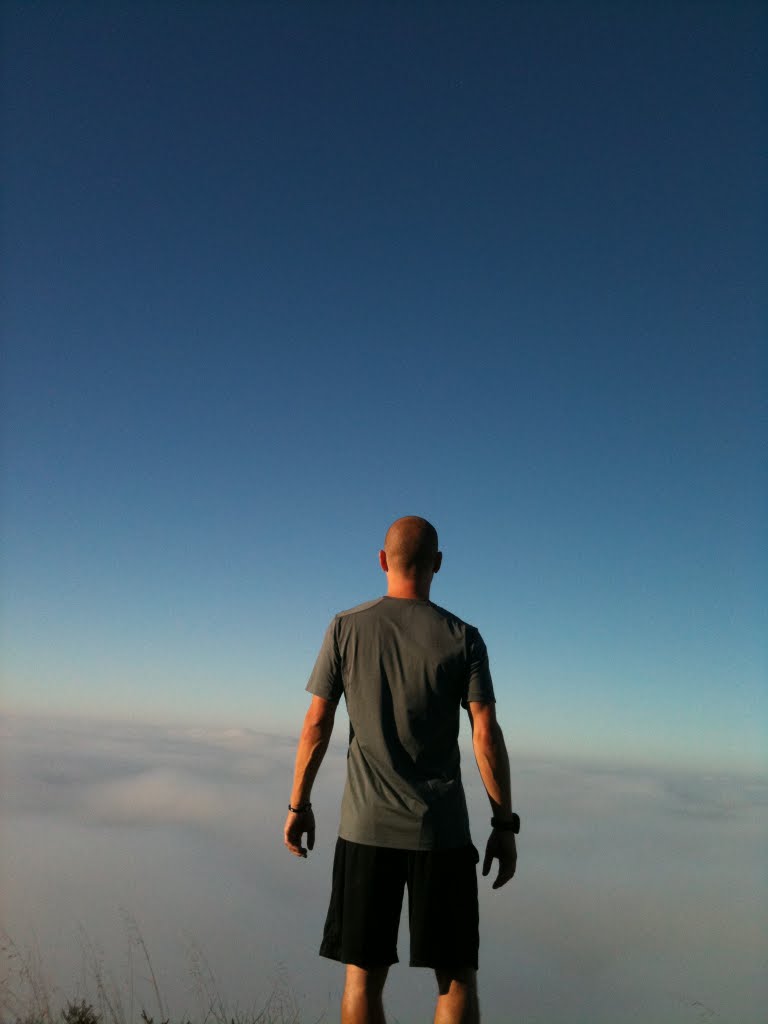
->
[288, 802, 312, 813]
[491, 813, 520, 834]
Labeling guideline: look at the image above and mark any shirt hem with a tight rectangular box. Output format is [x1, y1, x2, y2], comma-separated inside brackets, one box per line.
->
[338, 827, 473, 852]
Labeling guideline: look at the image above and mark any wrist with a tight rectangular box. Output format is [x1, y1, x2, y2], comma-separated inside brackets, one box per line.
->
[491, 812, 520, 834]
[288, 801, 312, 813]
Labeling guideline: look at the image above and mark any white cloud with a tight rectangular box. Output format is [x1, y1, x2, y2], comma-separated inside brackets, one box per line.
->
[80, 769, 231, 827]
[1, 713, 766, 1024]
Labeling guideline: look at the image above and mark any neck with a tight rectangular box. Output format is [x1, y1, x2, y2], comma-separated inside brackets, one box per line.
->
[386, 576, 432, 601]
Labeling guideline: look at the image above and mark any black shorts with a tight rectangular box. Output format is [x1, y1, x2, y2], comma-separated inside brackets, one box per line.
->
[319, 837, 480, 970]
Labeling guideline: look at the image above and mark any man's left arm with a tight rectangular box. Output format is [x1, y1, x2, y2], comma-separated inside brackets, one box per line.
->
[283, 694, 337, 858]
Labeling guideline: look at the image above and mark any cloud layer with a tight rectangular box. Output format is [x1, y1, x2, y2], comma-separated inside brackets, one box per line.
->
[1, 714, 766, 1023]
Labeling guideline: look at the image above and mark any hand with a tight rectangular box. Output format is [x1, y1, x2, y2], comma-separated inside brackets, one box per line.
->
[284, 808, 316, 858]
[482, 829, 517, 889]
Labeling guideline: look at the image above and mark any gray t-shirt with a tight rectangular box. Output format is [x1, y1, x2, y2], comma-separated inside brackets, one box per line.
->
[306, 596, 495, 851]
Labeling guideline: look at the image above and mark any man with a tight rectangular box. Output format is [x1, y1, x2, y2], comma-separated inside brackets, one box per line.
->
[284, 516, 517, 1024]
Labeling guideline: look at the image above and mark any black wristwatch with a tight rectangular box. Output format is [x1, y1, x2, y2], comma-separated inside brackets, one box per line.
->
[491, 813, 520, 834]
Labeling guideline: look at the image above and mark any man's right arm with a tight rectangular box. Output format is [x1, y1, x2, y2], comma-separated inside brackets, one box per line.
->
[284, 694, 337, 858]
[467, 701, 517, 889]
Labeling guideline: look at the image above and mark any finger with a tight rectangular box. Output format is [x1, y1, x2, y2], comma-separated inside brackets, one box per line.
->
[492, 866, 516, 889]
[284, 831, 306, 858]
[482, 844, 493, 877]
[307, 827, 315, 851]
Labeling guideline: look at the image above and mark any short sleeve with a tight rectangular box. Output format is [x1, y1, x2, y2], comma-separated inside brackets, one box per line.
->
[462, 628, 496, 708]
[306, 618, 344, 703]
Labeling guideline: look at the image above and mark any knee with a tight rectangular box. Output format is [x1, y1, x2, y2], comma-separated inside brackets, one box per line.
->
[435, 967, 477, 997]
[345, 964, 389, 996]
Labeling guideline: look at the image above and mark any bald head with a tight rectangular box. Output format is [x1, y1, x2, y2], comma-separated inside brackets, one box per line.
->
[383, 516, 440, 579]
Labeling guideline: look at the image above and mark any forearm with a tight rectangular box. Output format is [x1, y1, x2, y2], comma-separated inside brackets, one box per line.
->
[289, 714, 333, 806]
[473, 721, 513, 818]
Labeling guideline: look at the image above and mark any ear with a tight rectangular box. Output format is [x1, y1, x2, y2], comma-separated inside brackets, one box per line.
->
[379, 549, 388, 572]
[433, 551, 443, 574]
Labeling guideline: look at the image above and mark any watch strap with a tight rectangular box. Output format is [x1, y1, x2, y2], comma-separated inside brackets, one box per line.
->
[491, 813, 520, 834]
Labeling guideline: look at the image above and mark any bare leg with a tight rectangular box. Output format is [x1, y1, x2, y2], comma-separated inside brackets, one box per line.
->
[341, 964, 389, 1024]
[433, 968, 479, 1024]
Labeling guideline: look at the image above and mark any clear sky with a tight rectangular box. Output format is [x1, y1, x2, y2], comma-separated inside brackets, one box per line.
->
[2, 1, 766, 769]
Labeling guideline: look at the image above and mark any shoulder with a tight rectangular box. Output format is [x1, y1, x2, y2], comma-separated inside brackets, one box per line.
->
[334, 597, 388, 620]
[427, 602, 480, 635]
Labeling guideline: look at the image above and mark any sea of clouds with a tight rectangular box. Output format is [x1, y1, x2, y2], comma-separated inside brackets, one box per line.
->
[1, 713, 765, 1024]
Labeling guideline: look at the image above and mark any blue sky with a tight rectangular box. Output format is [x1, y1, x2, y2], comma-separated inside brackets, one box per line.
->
[2, 2, 765, 769]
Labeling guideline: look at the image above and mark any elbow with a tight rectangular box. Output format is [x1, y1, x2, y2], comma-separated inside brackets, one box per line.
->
[473, 718, 503, 753]
[304, 705, 336, 739]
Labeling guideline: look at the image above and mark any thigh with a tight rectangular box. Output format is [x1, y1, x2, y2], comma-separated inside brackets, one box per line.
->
[319, 838, 407, 968]
[406, 844, 480, 970]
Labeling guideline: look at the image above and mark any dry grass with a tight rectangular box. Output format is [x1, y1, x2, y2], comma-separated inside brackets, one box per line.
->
[0, 921, 323, 1024]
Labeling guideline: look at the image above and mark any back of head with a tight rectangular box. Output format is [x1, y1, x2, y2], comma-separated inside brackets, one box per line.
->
[384, 516, 439, 578]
